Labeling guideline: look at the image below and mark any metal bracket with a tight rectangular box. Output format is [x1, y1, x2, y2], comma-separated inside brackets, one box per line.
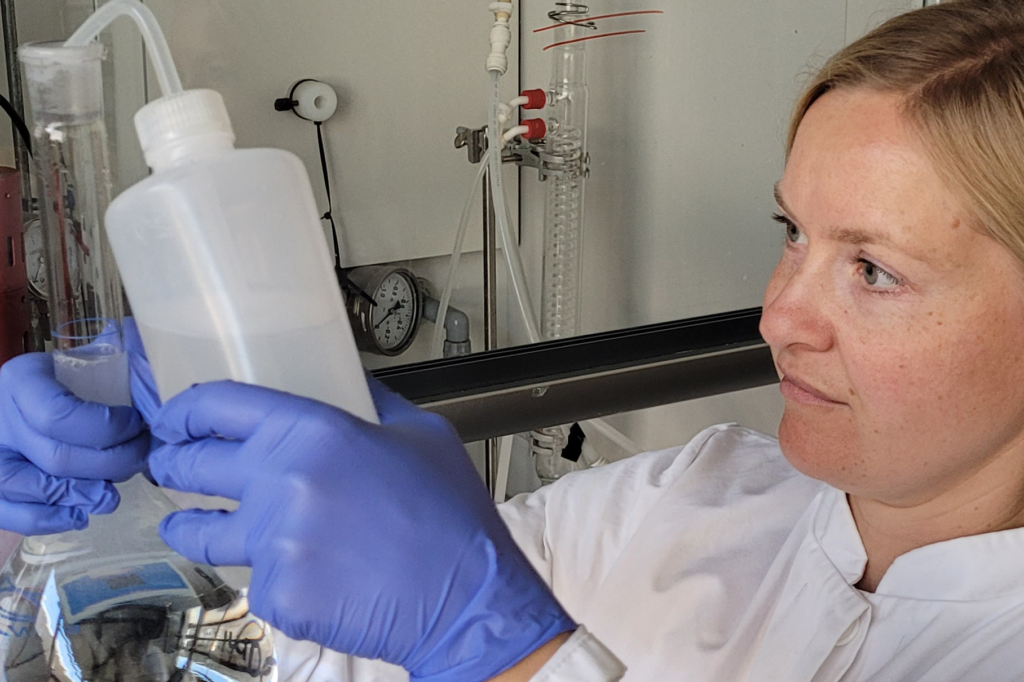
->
[455, 125, 590, 181]
[454, 126, 488, 165]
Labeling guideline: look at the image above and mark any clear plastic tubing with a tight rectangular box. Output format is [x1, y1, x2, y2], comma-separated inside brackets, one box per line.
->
[541, 6, 589, 341]
[432, 159, 488, 358]
[488, 72, 541, 343]
[64, 0, 183, 97]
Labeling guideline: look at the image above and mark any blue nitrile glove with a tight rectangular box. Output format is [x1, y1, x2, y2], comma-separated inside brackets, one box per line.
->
[0, 353, 150, 535]
[149, 380, 576, 682]
[123, 317, 161, 424]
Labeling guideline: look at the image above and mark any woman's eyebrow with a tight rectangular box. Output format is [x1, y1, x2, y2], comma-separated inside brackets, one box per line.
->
[773, 183, 793, 217]
[773, 183, 900, 250]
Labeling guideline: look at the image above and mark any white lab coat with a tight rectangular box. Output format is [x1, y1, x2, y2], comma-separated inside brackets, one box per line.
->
[278, 424, 1024, 681]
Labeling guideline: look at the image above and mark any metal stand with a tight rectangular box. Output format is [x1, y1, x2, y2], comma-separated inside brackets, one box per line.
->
[482, 169, 499, 492]
[455, 125, 574, 494]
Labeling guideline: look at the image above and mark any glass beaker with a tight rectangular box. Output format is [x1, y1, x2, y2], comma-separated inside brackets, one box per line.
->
[52, 317, 130, 407]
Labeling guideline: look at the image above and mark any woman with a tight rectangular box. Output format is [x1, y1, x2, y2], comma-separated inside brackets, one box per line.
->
[2, 0, 1024, 679]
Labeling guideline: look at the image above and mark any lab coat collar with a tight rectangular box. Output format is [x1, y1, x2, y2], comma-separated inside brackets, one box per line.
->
[811, 486, 1024, 601]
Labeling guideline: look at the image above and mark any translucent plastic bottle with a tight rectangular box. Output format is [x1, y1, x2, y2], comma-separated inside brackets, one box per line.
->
[105, 89, 377, 423]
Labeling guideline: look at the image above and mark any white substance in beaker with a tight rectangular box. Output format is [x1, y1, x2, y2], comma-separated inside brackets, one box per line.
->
[53, 344, 131, 407]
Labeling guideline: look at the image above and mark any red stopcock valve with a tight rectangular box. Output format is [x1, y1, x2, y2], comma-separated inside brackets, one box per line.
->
[520, 89, 548, 110]
[521, 118, 548, 141]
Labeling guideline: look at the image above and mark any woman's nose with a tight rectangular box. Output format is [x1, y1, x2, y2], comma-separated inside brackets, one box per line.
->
[760, 259, 834, 354]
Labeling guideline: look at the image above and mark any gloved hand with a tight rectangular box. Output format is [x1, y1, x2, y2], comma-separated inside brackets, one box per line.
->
[0, 353, 150, 535]
[123, 317, 161, 424]
[149, 379, 575, 682]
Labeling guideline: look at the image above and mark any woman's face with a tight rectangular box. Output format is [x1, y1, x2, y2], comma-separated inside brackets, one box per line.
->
[762, 87, 1024, 506]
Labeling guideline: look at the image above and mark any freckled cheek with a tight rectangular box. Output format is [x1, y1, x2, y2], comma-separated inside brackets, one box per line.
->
[841, 329, 948, 413]
[843, 320, 997, 429]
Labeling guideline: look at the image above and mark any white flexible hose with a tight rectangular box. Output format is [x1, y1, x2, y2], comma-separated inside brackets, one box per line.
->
[432, 160, 489, 358]
[65, 0, 183, 97]
[488, 73, 541, 343]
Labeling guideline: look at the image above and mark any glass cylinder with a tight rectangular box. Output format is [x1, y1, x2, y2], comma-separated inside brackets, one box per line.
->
[533, 5, 591, 484]
[541, 4, 590, 342]
[20, 42, 124, 341]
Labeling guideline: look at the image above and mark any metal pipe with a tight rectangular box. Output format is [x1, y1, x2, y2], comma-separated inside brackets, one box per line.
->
[482, 168, 500, 491]
[0, 0, 31, 215]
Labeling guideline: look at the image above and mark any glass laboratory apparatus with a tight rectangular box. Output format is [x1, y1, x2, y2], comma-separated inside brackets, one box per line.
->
[532, 3, 592, 484]
[0, 37, 276, 682]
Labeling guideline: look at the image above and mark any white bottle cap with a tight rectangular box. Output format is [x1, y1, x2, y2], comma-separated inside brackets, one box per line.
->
[135, 89, 236, 170]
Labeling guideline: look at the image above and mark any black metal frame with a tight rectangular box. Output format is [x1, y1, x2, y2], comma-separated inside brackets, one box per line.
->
[374, 307, 778, 442]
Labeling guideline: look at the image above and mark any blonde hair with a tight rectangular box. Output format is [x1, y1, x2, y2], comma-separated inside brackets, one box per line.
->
[789, 0, 1024, 262]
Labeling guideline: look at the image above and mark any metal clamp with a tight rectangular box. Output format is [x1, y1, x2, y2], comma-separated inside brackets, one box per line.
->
[454, 126, 489, 164]
[455, 126, 590, 181]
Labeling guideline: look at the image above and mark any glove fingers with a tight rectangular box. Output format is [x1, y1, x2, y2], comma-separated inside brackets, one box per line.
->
[159, 509, 248, 567]
[0, 449, 119, 512]
[0, 499, 87, 535]
[365, 375, 415, 423]
[17, 427, 150, 482]
[153, 381, 312, 444]
[4, 354, 146, 449]
[123, 318, 162, 424]
[149, 439, 246, 501]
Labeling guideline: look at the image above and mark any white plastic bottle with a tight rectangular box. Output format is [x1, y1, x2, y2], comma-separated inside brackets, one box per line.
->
[106, 89, 377, 423]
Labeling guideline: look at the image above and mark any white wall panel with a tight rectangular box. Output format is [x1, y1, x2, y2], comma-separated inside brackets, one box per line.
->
[846, 0, 923, 43]
[143, 0, 521, 268]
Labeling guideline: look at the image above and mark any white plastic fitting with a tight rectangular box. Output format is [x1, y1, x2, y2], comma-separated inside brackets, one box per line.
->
[498, 102, 513, 125]
[502, 125, 529, 145]
[486, 2, 514, 74]
[292, 80, 338, 122]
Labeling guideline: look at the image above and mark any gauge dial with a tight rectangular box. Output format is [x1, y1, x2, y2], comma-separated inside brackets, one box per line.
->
[372, 271, 418, 352]
[345, 266, 423, 356]
[23, 219, 48, 299]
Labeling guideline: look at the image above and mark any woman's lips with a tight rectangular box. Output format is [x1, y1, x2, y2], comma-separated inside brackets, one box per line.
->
[779, 376, 847, 406]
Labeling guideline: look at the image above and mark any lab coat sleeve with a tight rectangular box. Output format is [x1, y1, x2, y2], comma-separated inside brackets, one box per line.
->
[531, 626, 627, 682]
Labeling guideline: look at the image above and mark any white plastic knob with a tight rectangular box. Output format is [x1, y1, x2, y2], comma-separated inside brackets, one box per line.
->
[293, 80, 338, 123]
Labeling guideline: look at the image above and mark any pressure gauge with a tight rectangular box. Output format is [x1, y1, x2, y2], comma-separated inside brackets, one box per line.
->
[23, 219, 48, 299]
[345, 266, 423, 356]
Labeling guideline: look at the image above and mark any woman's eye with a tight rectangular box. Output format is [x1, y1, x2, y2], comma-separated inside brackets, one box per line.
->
[772, 213, 807, 245]
[859, 259, 901, 289]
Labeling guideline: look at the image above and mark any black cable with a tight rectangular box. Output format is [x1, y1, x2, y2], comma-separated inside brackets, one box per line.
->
[0, 91, 31, 157]
[315, 122, 342, 277]
[314, 121, 375, 307]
